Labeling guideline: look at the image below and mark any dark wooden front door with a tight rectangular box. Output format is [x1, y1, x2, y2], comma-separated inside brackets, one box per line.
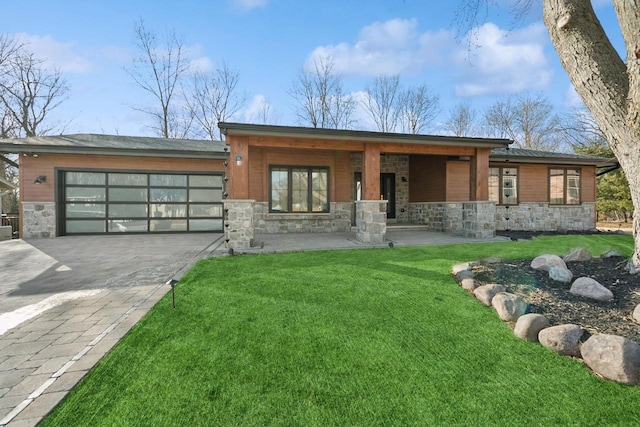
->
[380, 173, 396, 219]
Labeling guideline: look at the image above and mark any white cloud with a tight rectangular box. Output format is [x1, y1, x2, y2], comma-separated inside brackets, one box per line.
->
[229, 0, 268, 12]
[307, 18, 455, 76]
[13, 33, 92, 73]
[563, 85, 585, 109]
[452, 22, 553, 97]
[243, 94, 274, 124]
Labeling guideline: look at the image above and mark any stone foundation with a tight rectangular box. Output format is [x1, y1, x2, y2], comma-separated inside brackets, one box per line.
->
[223, 200, 255, 250]
[495, 202, 596, 231]
[409, 202, 464, 234]
[253, 202, 352, 234]
[355, 200, 387, 243]
[22, 202, 56, 238]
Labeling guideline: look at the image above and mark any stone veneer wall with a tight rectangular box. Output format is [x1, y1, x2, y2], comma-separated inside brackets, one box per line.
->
[495, 202, 596, 231]
[22, 202, 56, 238]
[223, 200, 255, 250]
[409, 202, 464, 235]
[253, 202, 352, 234]
[350, 153, 409, 223]
[462, 201, 496, 239]
[355, 200, 387, 243]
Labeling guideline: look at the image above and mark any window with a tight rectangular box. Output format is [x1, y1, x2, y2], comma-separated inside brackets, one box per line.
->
[269, 166, 329, 213]
[489, 167, 518, 205]
[549, 168, 581, 205]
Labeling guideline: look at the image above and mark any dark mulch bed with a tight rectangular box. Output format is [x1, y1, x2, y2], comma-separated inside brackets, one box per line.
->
[471, 250, 640, 344]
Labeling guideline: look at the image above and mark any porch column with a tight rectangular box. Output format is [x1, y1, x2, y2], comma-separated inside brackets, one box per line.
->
[224, 199, 255, 250]
[363, 144, 381, 200]
[228, 136, 249, 199]
[469, 147, 490, 201]
[355, 200, 387, 243]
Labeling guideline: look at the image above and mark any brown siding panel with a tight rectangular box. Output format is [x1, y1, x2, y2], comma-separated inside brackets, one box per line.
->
[409, 155, 446, 202]
[446, 161, 470, 202]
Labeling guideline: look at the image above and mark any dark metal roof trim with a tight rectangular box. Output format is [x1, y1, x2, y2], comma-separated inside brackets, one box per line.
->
[490, 147, 616, 167]
[218, 122, 512, 148]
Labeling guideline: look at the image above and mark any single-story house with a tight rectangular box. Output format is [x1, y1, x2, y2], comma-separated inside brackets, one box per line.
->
[0, 124, 615, 247]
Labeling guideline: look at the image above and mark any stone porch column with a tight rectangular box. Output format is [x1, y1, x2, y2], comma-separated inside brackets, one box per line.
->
[355, 200, 387, 243]
[223, 199, 255, 250]
[462, 201, 496, 239]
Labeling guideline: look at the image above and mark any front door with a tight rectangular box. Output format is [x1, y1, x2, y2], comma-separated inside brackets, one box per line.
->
[380, 173, 396, 219]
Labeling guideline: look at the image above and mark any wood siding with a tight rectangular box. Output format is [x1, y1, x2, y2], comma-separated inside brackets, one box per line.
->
[409, 155, 446, 202]
[446, 161, 470, 201]
[20, 153, 225, 203]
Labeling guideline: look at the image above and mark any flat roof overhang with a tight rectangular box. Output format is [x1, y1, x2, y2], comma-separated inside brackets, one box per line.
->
[0, 144, 227, 159]
[219, 122, 512, 149]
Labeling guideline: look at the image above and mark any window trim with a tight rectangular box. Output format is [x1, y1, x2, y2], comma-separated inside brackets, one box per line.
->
[548, 167, 582, 205]
[268, 165, 330, 213]
[489, 166, 519, 206]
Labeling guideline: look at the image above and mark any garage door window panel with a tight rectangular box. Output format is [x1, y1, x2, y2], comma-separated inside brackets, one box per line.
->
[109, 204, 148, 218]
[109, 219, 148, 233]
[66, 220, 106, 233]
[66, 187, 106, 202]
[108, 173, 147, 186]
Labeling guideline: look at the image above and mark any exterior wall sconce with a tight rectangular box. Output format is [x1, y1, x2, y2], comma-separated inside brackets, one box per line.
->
[33, 175, 46, 184]
[401, 176, 408, 182]
[235, 155, 242, 166]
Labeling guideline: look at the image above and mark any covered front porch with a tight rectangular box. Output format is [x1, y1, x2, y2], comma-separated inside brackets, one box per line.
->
[219, 123, 511, 251]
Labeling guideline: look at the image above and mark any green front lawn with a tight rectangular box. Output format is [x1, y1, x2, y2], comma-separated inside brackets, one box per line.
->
[43, 235, 639, 426]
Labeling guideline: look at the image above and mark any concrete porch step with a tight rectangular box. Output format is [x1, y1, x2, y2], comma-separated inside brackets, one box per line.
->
[350, 224, 432, 232]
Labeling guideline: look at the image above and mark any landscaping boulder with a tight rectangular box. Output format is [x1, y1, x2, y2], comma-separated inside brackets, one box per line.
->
[492, 292, 528, 322]
[563, 248, 593, 262]
[633, 304, 640, 324]
[514, 313, 549, 342]
[473, 284, 505, 306]
[531, 254, 567, 271]
[570, 277, 614, 301]
[581, 334, 640, 385]
[455, 269, 475, 281]
[549, 265, 573, 283]
[451, 262, 472, 275]
[538, 324, 583, 357]
[602, 249, 622, 258]
[460, 278, 477, 292]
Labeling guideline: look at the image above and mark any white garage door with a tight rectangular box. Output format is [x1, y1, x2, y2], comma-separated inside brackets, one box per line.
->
[60, 171, 224, 234]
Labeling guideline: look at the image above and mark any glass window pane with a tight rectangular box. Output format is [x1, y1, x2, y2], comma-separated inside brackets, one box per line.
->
[150, 188, 187, 202]
[108, 220, 148, 233]
[108, 204, 148, 218]
[291, 169, 308, 212]
[189, 219, 223, 231]
[189, 204, 223, 217]
[66, 187, 106, 202]
[150, 219, 187, 232]
[311, 169, 328, 212]
[190, 175, 222, 187]
[150, 204, 187, 218]
[549, 169, 564, 204]
[66, 203, 106, 218]
[150, 174, 187, 187]
[108, 173, 147, 186]
[66, 172, 105, 185]
[271, 169, 288, 212]
[109, 188, 148, 202]
[488, 168, 499, 203]
[567, 170, 581, 205]
[189, 189, 221, 203]
[502, 175, 517, 205]
[66, 220, 105, 233]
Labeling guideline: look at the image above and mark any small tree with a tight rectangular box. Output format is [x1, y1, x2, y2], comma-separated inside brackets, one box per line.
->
[187, 63, 247, 140]
[399, 85, 440, 134]
[126, 19, 191, 138]
[483, 92, 563, 151]
[362, 75, 401, 133]
[444, 102, 478, 137]
[289, 56, 356, 129]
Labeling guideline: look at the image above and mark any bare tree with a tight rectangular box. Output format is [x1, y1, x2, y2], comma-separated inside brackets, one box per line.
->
[457, 0, 640, 272]
[289, 56, 356, 129]
[483, 93, 563, 151]
[0, 52, 69, 137]
[362, 75, 401, 133]
[399, 84, 440, 134]
[187, 63, 247, 140]
[444, 102, 478, 137]
[126, 19, 191, 138]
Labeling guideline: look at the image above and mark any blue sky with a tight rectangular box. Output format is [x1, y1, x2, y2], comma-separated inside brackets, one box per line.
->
[3, 0, 624, 137]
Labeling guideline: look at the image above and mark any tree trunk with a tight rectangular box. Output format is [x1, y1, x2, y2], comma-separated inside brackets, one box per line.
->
[543, 0, 640, 272]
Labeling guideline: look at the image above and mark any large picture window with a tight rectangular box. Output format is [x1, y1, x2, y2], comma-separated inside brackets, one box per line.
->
[489, 167, 518, 205]
[269, 166, 329, 213]
[549, 168, 581, 205]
